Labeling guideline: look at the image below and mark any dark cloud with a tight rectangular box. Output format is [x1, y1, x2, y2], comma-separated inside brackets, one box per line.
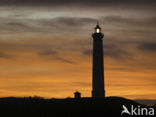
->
[82, 49, 92, 56]
[104, 16, 139, 25]
[82, 44, 130, 59]
[139, 42, 156, 51]
[1, 15, 156, 35]
[0, 0, 155, 6]
[103, 16, 156, 26]
[7, 22, 28, 27]
[40, 17, 96, 33]
[55, 56, 76, 64]
[0, 52, 10, 58]
[40, 50, 75, 64]
[52, 17, 95, 27]
[5, 22, 37, 32]
[104, 48, 130, 59]
[0, 17, 96, 34]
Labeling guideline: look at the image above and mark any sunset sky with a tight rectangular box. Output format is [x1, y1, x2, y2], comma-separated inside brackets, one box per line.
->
[0, 0, 156, 99]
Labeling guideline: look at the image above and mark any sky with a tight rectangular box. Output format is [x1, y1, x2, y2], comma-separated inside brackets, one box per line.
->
[0, 0, 156, 99]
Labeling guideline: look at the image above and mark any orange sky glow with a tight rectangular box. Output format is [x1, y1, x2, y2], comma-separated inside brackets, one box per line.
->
[0, 1, 156, 99]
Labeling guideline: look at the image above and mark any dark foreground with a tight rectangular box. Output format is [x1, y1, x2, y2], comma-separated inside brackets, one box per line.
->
[0, 96, 155, 117]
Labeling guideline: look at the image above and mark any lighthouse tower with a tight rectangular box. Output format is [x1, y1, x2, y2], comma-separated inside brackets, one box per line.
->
[92, 22, 105, 98]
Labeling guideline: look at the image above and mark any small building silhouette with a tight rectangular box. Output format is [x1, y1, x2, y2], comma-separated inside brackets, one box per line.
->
[74, 91, 81, 99]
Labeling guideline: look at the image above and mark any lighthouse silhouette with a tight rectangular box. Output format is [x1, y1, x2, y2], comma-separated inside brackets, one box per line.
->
[92, 21, 105, 98]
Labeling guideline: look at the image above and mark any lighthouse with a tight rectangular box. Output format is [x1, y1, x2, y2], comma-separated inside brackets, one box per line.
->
[92, 22, 105, 98]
